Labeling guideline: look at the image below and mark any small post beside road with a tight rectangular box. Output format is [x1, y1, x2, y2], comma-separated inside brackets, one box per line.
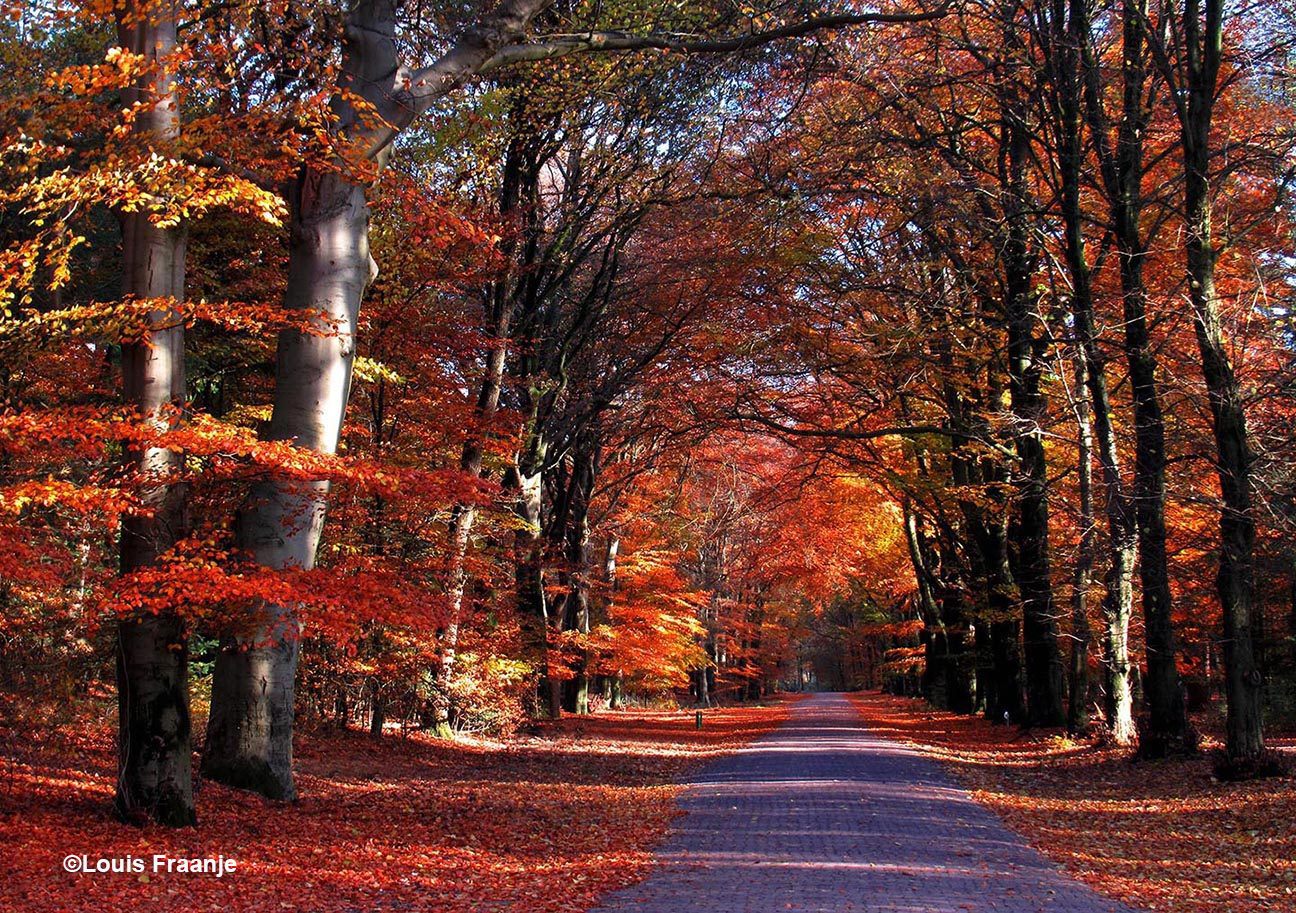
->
[695, 710, 703, 730]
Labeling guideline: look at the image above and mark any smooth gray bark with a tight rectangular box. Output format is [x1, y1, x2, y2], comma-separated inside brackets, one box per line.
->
[114, 0, 195, 827]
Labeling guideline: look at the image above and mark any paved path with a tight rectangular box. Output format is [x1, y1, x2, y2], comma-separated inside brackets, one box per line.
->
[590, 692, 1139, 913]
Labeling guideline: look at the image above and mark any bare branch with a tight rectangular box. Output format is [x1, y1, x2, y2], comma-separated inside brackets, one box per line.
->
[481, 8, 951, 70]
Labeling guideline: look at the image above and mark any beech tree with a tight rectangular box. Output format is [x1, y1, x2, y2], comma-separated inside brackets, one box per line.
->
[1034, 0, 1138, 743]
[111, 0, 195, 826]
[4, 0, 1293, 847]
[1148, 0, 1275, 769]
[201, 0, 947, 797]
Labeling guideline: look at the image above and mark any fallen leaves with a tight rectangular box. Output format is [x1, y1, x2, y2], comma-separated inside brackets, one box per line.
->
[850, 691, 1296, 913]
[0, 700, 791, 913]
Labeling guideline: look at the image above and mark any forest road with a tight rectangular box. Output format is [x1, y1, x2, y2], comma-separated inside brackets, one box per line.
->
[587, 691, 1141, 913]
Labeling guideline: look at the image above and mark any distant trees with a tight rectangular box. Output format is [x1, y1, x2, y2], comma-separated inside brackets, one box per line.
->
[709, 0, 1292, 757]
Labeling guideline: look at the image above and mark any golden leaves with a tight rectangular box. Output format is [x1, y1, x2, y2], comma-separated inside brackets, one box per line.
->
[45, 47, 144, 96]
[352, 356, 407, 387]
[11, 151, 286, 231]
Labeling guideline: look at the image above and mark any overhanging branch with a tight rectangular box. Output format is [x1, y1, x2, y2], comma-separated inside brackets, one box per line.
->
[735, 407, 1019, 460]
[481, 8, 951, 71]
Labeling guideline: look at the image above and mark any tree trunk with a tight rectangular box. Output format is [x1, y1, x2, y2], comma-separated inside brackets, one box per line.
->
[602, 535, 623, 708]
[1080, 0, 1190, 754]
[113, 0, 195, 828]
[1002, 106, 1065, 727]
[978, 521, 1025, 724]
[562, 439, 597, 715]
[1048, 0, 1137, 743]
[203, 1, 387, 799]
[427, 303, 508, 736]
[333, 685, 348, 728]
[960, 463, 1023, 723]
[369, 683, 386, 737]
[507, 446, 560, 719]
[904, 503, 946, 708]
[202, 163, 370, 799]
[937, 557, 974, 713]
[1170, 0, 1264, 766]
[1183, 130, 1264, 763]
[934, 331, 1022, 723]
[1068, 349, 1094, 736]
[694, 666, 711, 708]
[429, 126, 530, 736]
[1185, 192, 1264, 764]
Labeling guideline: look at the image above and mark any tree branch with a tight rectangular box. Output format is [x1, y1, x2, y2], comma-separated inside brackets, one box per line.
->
[482, 8, 951, 70]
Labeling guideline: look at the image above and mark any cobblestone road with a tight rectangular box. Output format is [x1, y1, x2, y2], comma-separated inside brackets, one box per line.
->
[589, 692, 1140, 913]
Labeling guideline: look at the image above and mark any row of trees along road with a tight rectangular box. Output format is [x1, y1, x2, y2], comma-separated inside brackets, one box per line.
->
[0, 0, 1291, 826]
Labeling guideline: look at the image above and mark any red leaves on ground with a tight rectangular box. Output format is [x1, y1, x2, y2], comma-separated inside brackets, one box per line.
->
[850, 691, 1296, 913]
[0, 701, 792, 913]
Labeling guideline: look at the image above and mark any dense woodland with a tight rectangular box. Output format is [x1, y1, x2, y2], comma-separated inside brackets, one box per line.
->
[0, 0, 1293, 830]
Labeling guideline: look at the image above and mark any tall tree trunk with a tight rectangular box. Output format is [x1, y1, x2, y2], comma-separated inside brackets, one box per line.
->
[1048, 0, 1137, 743]
[694, 666, 711, 707]
[561, 438, 597, 715]
[900, 391, 973, 713]
[1185, 172, 1264, 765]
[746, 593, 767, 701]
[969, 501, 1023, 723]
[429, 227, 515, 736]
[904, 503, 946, 708]
[429, 116, 543, 734]
[1173, 0, 1264, 764]
[937, 543, 975, 713]
[941, 364, 1022, 723]
[507, 437, 560, 718]
[203, 0, 391, 800]
[113, 0, 195, 828]
[203, 164, 369, 800]
[1081, 0, 1191, 753]
[1002, 104, 1065, 727]
[369, 683, 386, 737]
[602, 534, 624, 708]
[1068, 349, 1095, 736]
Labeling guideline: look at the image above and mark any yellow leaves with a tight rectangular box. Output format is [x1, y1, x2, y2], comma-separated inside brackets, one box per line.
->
[224, 403, 272, 428]
[0, 238, 42, 313]
[0, 138, 287, 314]
[47, 232, 84, 289]
[0, 476, 135, 519]
[45, 47, 144, 96]
[9, 151, 286, 234]
[0, 296, 339, 361]
[352, 356, 406, 386]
